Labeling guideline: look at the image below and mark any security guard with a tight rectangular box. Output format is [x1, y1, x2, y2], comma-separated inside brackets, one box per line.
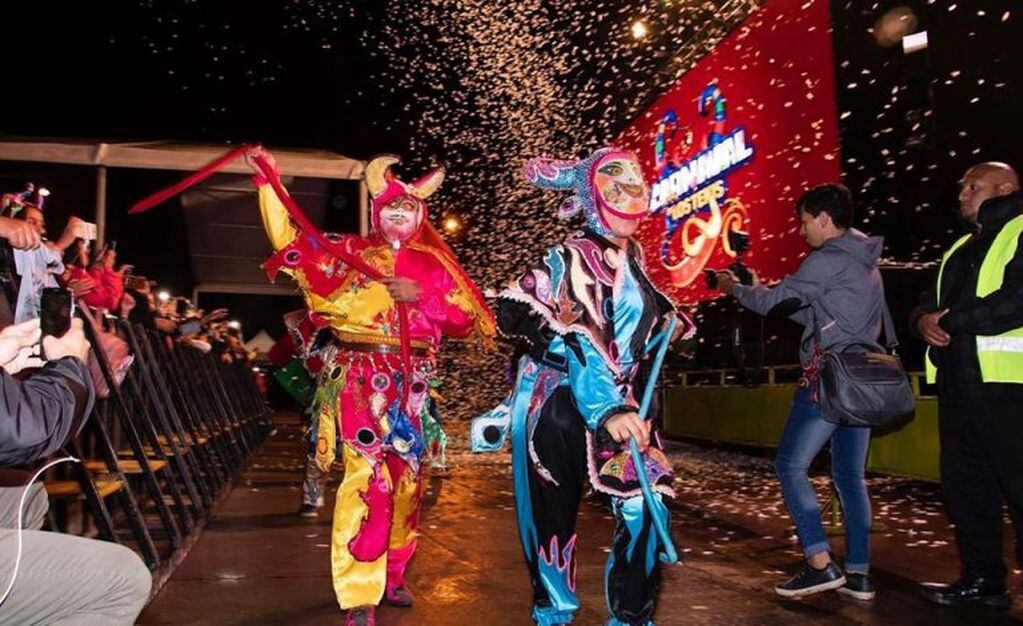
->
[915, 162, 1023, 608]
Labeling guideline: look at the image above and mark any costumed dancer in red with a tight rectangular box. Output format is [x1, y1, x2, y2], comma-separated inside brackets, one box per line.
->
[247, 148, 494, 625]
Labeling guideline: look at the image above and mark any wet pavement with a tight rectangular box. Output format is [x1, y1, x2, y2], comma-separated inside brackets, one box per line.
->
[140, 413, 1023, 625]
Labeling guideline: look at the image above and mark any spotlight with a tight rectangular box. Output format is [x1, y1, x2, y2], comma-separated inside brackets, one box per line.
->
[157, 290, 171, 303]
[902, 30, 928, 54]
[631, 20, 649, 39]
[442, 214, 463, 235]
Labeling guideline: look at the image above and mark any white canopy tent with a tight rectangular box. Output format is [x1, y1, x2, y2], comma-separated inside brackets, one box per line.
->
[0, 136, 369, 299]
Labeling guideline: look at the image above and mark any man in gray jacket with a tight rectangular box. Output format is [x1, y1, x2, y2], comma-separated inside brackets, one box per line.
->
[0, 318, 152, 625]
[714, 183, 885, 600]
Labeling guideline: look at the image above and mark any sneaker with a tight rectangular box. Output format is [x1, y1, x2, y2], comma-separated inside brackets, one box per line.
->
[344, 606, 375, 626]
[384, 584, 414, 607]
[297, 504, 318, 518]
[774, 562, 846, 598]
[838, 572, 876, 601]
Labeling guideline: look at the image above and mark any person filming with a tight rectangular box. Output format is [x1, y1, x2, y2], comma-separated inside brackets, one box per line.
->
[712, 184, 886, 600]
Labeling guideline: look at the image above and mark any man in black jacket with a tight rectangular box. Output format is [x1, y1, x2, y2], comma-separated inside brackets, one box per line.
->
[0, 318, 152, 624]
[913, 162, 1023, 608]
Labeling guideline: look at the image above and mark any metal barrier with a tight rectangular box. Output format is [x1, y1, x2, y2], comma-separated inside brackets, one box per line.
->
[663, 366, 941, 482]
[43, 306, 273, 591]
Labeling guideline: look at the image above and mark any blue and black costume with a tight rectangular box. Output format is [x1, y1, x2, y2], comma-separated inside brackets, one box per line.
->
[498, 226, 679, 625]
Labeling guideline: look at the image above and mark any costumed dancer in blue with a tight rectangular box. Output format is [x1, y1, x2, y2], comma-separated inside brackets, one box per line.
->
[489, 147, 693, 625]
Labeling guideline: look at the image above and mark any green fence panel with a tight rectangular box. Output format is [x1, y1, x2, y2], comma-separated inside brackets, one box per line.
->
[663, 376, 940, 482]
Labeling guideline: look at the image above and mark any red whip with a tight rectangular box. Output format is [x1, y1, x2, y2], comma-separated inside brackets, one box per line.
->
[129, 144, 254, 214]
[129, 144, 415, 401]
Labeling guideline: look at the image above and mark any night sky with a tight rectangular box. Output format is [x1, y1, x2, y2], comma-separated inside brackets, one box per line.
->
[1, 0, 1021, 415]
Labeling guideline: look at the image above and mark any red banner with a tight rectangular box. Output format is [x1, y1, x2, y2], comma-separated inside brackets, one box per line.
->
[618, 0, 842, 304]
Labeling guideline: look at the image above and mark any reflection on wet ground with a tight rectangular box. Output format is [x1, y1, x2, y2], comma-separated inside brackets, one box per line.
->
[140, 413, 1023, 625]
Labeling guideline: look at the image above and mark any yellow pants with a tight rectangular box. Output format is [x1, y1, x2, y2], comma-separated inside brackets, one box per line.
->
[330, 443, 422, 609]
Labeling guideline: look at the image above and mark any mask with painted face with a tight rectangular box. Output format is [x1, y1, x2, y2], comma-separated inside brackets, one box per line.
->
[365, 156, 444, 245]
[525, 147, 650, 237]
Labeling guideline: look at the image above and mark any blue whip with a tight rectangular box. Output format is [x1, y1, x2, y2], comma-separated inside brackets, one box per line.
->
[629, 315, 679, 564]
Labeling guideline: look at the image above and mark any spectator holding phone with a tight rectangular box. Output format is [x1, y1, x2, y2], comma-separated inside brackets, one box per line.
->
[82, 246, 125, 313]
[0, 317, 152, 624]
[8, 192, 93, 323]
[61, 238, 128, 313]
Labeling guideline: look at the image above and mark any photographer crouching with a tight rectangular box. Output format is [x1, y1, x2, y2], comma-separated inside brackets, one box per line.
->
[711, 184, 887, 601]
[0, 316, 151, 624]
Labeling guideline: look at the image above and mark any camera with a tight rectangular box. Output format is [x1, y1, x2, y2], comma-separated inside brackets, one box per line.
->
[702, 229, 765, 378]
[704, 268, 721, 289]
[704, 229, 754, 289]
[124, 275, 148, 291]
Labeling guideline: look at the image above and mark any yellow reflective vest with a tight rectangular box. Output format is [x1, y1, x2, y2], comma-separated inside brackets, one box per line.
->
[926, 215, 1023, 384]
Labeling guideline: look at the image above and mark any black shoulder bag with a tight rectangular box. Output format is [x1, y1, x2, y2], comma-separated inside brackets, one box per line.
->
[815, 301, 915, 427]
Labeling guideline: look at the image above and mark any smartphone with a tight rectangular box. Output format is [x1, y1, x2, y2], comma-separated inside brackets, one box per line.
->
[124, 275, 147, 291]
[77, 221, 98, 241]
[178, 319, 202, 335]
[40, 288, 74, 337]
[93, 242, 109, 264]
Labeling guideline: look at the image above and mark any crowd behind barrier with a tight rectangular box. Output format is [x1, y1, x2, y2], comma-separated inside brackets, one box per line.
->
[55, 303, 273, 573]
[0, 182, 273, 623]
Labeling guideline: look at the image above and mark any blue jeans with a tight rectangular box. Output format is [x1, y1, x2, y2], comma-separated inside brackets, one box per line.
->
[775, 387, 871, 572]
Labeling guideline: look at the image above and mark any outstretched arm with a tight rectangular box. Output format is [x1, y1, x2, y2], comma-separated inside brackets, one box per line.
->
[248, 149, 298, 252]
[730, 249, 831, 319]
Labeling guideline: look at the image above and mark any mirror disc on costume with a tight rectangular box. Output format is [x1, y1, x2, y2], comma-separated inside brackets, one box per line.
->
[483, 425, 501, 444]
[356, 428, 377, 446]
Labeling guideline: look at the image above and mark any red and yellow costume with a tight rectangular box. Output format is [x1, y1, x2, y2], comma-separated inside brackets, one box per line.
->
[255, 155, 494, 617]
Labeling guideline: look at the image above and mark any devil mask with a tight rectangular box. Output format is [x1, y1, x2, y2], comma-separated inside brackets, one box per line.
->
[365, 156, 444, 246]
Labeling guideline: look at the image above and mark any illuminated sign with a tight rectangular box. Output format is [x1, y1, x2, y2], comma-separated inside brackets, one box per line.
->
[619, 0, 843, 304]
[647, 83, 754, 288]
[651, 126, 754, 213]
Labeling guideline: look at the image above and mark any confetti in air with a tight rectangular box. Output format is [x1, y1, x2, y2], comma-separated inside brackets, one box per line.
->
[49, 0, 1021, 411]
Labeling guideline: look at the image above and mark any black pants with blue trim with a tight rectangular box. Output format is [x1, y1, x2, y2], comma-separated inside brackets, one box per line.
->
[517, 386, 662, 625]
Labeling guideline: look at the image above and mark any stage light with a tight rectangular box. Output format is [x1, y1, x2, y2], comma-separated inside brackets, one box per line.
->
[631, 21, 648, 39]
[442, 214, 463, 235]
[157, 290, 171, 302]
[227, 320, 241, 330]
[902, 30, 928, 54]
